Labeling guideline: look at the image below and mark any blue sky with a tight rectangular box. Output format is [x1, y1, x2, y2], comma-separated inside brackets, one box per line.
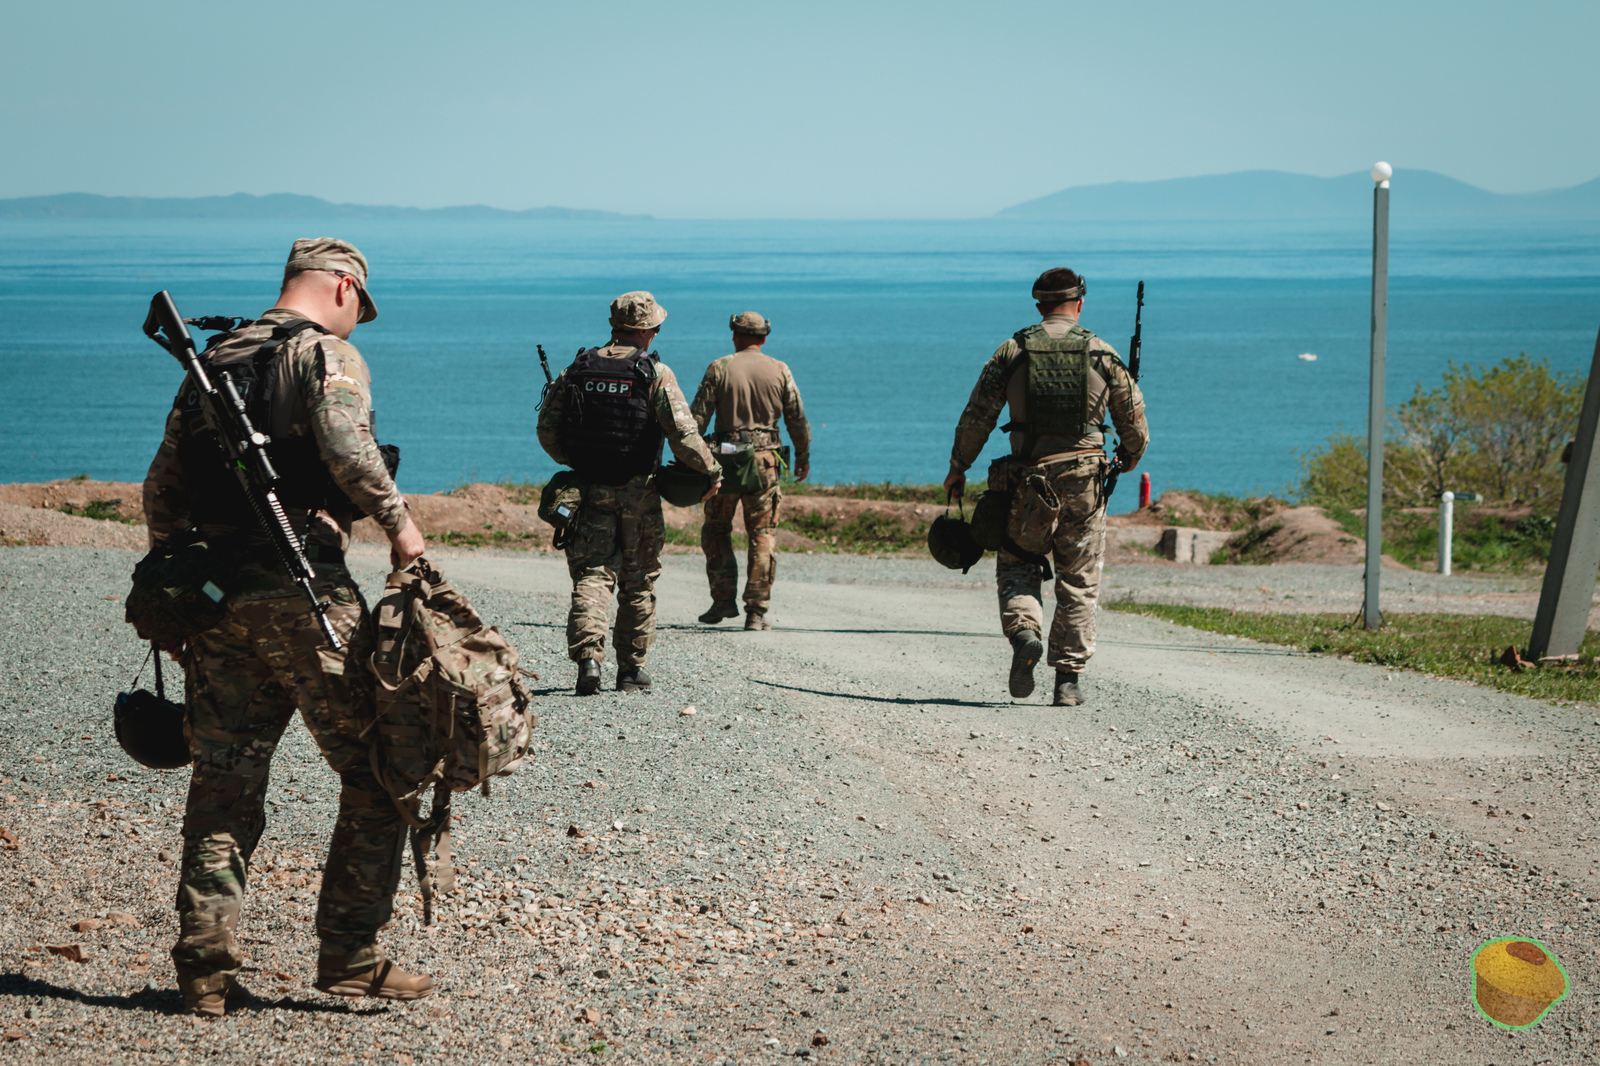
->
[3, 0, 1596, 217]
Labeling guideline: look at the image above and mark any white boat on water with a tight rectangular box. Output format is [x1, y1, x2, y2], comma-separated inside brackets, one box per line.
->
[1297, 353, 1318, 361]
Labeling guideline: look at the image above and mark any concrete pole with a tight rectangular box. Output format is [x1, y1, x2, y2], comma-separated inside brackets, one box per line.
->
[1529, 321, 1600, 659]
[1364, 162, 1392, 629]
[1438, 491, 1453, 576]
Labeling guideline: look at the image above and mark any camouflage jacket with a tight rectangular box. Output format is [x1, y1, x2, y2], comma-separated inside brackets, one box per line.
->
[689, 348, 811, 467]
[143, 309, 409, 550]
[536, 342, 718, 476]
[949, 312, 1149, 475]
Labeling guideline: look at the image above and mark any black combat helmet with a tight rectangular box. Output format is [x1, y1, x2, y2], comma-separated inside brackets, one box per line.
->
[114, 653, 191, 770]
[928, 511, 984, 573]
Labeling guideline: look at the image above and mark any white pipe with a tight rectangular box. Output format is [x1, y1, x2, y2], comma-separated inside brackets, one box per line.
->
[1439, 491, 1454, 576]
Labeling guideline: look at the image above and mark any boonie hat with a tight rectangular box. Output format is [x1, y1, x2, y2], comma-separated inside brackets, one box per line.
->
[729, 311, 771, 336]
[610, 291, 667, 331]
[286, 237, 377, 323]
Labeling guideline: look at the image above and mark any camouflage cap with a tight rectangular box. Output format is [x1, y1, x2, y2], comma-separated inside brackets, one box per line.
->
[729, 311, 771, 336]
[609, 291, 667, 331]
[1031, 267, 1085, 305]
[285, 237, 377, 323]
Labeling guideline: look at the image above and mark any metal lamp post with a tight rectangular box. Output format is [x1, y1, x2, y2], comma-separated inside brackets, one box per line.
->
[1364, 161, 1392, 630]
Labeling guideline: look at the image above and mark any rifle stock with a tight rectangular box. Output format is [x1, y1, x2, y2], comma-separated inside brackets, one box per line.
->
[144, 290, 342, 649]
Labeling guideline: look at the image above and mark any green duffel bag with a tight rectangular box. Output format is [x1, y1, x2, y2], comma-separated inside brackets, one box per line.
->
[656, 461, 718, 506]
[124, 534, 245, 643]
[715, 445, 766, 495]
[538, 470, 584, 549]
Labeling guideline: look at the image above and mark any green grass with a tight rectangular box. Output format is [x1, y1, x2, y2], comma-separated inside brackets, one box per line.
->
[1109, 601, 1600, 703]
[56, 499, 140, 524]
[780, 510, 928, 553]
[780, 479, 982, 504]
[1161, 491, 1292, 531]
[432, 527, 543, 549]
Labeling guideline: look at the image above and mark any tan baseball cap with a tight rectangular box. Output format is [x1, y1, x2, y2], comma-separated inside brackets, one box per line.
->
[729, 311, 771, 336]
[285, 237, 377, 323]
[609, 291, 667, 331]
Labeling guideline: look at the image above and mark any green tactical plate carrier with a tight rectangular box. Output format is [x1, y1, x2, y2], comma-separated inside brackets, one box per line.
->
[1003, 324, 1101, 459]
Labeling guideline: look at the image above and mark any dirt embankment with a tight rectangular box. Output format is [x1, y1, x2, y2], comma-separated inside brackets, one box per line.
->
[0, 479, 1392, 567]
[0, 481, 952, 556]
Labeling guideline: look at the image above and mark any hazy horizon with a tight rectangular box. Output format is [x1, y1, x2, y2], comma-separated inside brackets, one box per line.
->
[4, 0, 1597, 219]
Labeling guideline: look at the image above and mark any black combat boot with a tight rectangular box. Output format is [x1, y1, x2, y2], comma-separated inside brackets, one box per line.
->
[1053, 670, 1084, 707]
[699, 600, 739, 624]
[1008, 630, 1043, 698]
[575, 659, 602, 696]
[617, 666, 652, 692]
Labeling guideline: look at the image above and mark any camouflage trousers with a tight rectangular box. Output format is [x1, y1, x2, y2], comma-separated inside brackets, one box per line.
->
[702, 451, 783, 614]
[565, 475, 665, 668]
[996, 454, 1106, 673]
[173, 568, 404, 992]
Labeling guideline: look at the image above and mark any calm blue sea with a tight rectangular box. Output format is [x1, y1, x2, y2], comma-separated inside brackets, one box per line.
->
[2, 217, 1598, 510]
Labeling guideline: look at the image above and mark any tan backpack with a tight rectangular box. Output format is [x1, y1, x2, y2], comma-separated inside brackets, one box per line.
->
[366, 558, 537, 921]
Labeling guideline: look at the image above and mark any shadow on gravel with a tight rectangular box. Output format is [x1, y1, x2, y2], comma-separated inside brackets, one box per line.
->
[750, 678, 1007, 708]
[511, 619, 994, 638]
[0, 974, 388, 1017]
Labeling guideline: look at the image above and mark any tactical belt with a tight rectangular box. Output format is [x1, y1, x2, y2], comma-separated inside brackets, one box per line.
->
[713, 427, 782, 448]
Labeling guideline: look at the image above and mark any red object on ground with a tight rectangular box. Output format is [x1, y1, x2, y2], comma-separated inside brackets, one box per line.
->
[1139, 472, 1151, 509]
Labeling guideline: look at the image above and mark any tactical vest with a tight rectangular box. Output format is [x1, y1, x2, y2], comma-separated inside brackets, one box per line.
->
[1001, 323, 1104, 458]
[175, 319, 348, 527]
[560, 348, 664, 485]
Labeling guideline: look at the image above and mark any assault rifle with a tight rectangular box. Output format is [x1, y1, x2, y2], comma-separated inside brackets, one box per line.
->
[536, 344, 553, 410]
[1101, 281, 1144, 508]
[142, 290, 343, 649]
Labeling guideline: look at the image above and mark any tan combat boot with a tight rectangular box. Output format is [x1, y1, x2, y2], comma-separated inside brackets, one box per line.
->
[744, 611, 771, 631]
[177, 972, 237, 1018]
[1053, 670, 1084, 706]
[315, 959, 436, 1001]
[1008, 630, 1043, 698]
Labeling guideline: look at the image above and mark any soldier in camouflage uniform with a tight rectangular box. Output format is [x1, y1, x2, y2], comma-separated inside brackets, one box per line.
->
[536, 291, 720, 693]
[690, 311, 811, 630]
[944, 268, 1148, 707]
[143, 239, 433, 1015]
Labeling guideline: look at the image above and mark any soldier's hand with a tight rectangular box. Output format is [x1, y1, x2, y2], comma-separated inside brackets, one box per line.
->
[700, 477, 722, 503]
[943, 471, 966, 501]
[794, 464, 809, 483]
[388, 517, 426, 570]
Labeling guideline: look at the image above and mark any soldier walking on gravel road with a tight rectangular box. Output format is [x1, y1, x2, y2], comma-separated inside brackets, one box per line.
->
[943, 268, 1148, 706]
[142, 238, 433, 1014]
[690, 312, 812, 630]
[536, 291, 721, 694]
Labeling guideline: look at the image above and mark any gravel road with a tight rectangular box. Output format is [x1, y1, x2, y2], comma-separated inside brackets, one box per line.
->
[2, 546, 1598, 1065]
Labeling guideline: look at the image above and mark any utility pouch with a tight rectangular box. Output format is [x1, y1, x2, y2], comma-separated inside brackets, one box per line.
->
[538, 470, 585, 549]
[1007, 472, 1063, 556]
[124, 533, 246, 642]
[715, 444, 766, 495]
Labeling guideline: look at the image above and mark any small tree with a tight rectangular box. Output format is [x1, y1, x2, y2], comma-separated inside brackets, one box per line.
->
[1454, 354, 1580, 502]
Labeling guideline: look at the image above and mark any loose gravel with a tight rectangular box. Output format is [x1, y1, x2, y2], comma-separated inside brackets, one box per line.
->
[2, 546, 1598, 1064]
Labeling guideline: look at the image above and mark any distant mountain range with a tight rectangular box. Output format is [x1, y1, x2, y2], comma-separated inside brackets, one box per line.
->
[998, 169, 1600, 221]
[0, 192, 647, 220]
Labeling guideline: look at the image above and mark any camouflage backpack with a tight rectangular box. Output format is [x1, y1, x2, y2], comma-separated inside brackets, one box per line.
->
[366, 557, 537, 921]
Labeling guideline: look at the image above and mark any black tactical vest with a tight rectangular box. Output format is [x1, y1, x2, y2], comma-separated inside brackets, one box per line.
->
[175, 319, 346, 527]
[1002, 323, 1102, 457]
[560, 348, 665, 486]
